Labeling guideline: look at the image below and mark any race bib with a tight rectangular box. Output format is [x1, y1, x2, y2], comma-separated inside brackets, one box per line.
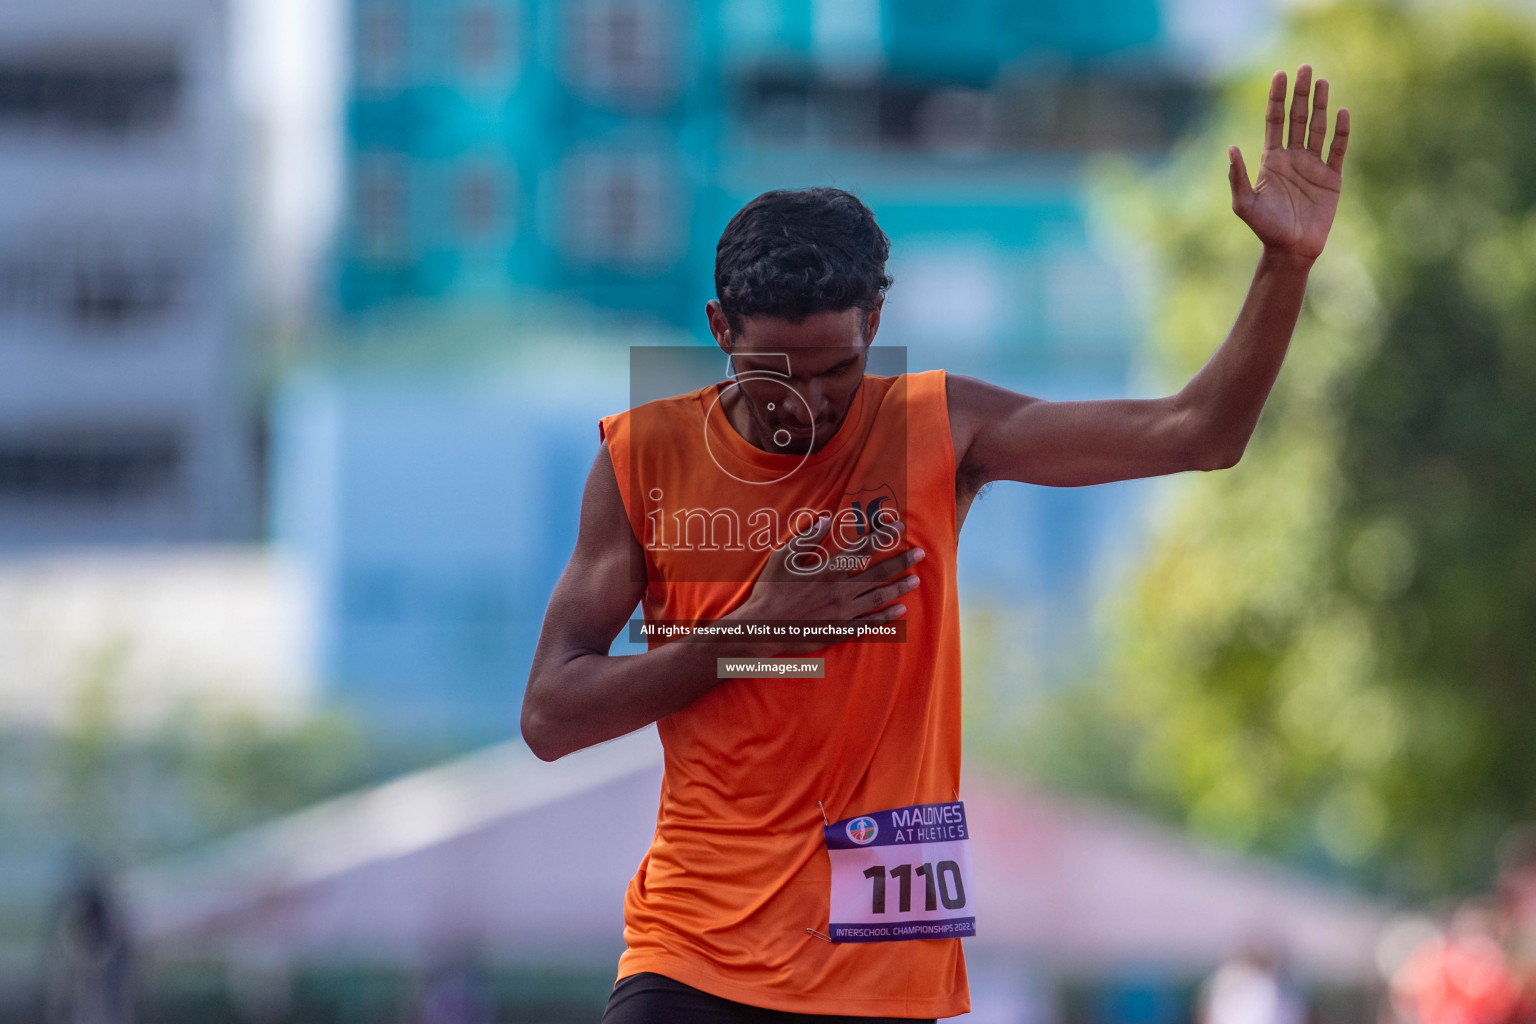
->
[823, 800, 976, 943]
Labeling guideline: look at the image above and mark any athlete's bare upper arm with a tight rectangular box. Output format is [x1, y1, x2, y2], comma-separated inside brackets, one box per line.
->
[947, 372, 1213, 490]
[530, 443, 646, 670]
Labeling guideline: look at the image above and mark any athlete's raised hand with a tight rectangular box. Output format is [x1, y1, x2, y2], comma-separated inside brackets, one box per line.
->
[727, 512, 923, 657]
[1229, 64, 1350, 262]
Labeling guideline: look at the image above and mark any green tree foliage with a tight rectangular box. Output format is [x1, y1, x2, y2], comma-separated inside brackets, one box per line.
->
[1040, 2, 1536, 898]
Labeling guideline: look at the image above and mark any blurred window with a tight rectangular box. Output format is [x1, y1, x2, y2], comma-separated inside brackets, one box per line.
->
[998, 73, 1204, 151]
[736, 71, 1205, 152]
[0, 429, 183, 504]
[561, 150, 680, 269]
[0, 237, 182, 331]
[0, 53, 180, 135]
[455, 165, 505, 240]
[565, 0, 678, 108]
[66, 252, 179, 330]
[357, 3, 408, 90]
[914, 88, 995, 153]
[355, 157, 409, 260]
[458, 2, 512, 75]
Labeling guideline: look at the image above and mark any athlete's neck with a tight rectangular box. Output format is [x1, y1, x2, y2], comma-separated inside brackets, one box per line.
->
[719, 378, 862, 457]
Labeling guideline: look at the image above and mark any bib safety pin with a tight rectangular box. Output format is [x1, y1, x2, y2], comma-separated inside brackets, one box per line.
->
[806, 927, 833, 943]
[817, 800, 830, 826]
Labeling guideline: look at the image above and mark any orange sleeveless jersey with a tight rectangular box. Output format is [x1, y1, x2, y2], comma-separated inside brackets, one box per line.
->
[598, 369, 969, 1018]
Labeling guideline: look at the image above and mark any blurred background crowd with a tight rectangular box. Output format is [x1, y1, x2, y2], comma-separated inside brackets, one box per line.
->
[1, 0, 1535, 1020]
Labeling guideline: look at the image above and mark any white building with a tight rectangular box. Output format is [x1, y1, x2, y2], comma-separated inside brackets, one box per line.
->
[0, 0, 257, 549]
[0, 547, 315, 728]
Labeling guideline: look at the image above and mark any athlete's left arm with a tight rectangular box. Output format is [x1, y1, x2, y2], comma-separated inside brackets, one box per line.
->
[952, 64, 1349, 489]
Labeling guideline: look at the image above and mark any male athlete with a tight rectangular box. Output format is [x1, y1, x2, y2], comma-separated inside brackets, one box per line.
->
[523, 67, 1349, 1022]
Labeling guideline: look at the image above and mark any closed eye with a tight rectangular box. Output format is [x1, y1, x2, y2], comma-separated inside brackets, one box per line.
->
[815, 358, 859, 378]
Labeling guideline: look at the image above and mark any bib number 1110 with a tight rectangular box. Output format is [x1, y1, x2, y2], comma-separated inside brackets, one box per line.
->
[823, 800, 976, 942]
[862, 860, 966, 914]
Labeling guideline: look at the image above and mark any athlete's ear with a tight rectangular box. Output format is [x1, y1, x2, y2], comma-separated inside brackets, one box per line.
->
[706, 299, 732, 354]
[862, 297, 883, 346]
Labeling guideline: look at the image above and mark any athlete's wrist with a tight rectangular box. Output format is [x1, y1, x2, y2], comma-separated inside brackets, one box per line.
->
[1258, 244, 1316, 275]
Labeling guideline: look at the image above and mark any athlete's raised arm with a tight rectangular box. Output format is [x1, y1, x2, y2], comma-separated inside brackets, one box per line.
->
[950, 64, 1349, 491]
[520, 443, 921, 761]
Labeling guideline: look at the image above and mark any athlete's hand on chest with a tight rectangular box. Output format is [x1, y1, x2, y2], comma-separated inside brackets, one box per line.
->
[723, 512, 924, 658]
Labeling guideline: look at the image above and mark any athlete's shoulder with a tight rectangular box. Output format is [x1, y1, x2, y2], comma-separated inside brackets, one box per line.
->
[609, 382, 715, 421]
[897, 371, 959, 475]
[865, 369, 944, 382]
[600, 382, 715, 441]
[862, 369, 945, 395]
[863, 370, 949, 417]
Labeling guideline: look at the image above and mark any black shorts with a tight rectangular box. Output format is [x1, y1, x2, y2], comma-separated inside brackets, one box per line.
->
[600, 972, 939, 1024]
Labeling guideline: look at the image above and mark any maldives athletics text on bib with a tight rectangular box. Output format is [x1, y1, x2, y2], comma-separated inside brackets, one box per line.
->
[822, 801, 976, 943]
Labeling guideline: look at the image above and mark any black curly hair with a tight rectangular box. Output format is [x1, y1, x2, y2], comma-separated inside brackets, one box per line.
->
[714, 187, 892, 337]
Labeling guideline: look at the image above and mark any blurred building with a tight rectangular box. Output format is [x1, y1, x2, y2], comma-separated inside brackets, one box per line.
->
[333, 0, 1221, 327]
[271, 346, 630, 738]
[0, 548, 314, 728]
[0, 0, 257, 551]
[338, 0, 722, 325]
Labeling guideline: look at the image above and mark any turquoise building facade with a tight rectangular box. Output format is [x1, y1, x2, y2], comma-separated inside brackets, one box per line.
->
[333, 0, 1175, 328]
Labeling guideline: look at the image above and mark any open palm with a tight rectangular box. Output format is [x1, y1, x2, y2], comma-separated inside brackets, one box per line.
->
[1230, 65, 1350, 262]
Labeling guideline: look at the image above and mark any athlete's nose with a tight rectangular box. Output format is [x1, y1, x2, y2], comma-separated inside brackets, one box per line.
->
[800, 379, 829, 424]
[781, 387, 815, 428]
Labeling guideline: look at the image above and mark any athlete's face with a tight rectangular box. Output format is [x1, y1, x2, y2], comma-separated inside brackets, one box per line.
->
[705, 299, 883, 456]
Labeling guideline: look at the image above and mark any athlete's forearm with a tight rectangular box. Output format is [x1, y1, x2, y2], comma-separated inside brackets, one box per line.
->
[1173, 247, 1313, 467]
[521, 631, 758, 761]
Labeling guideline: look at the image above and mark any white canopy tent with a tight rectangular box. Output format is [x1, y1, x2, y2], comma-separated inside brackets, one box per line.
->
[125, 728, 1392, 982]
